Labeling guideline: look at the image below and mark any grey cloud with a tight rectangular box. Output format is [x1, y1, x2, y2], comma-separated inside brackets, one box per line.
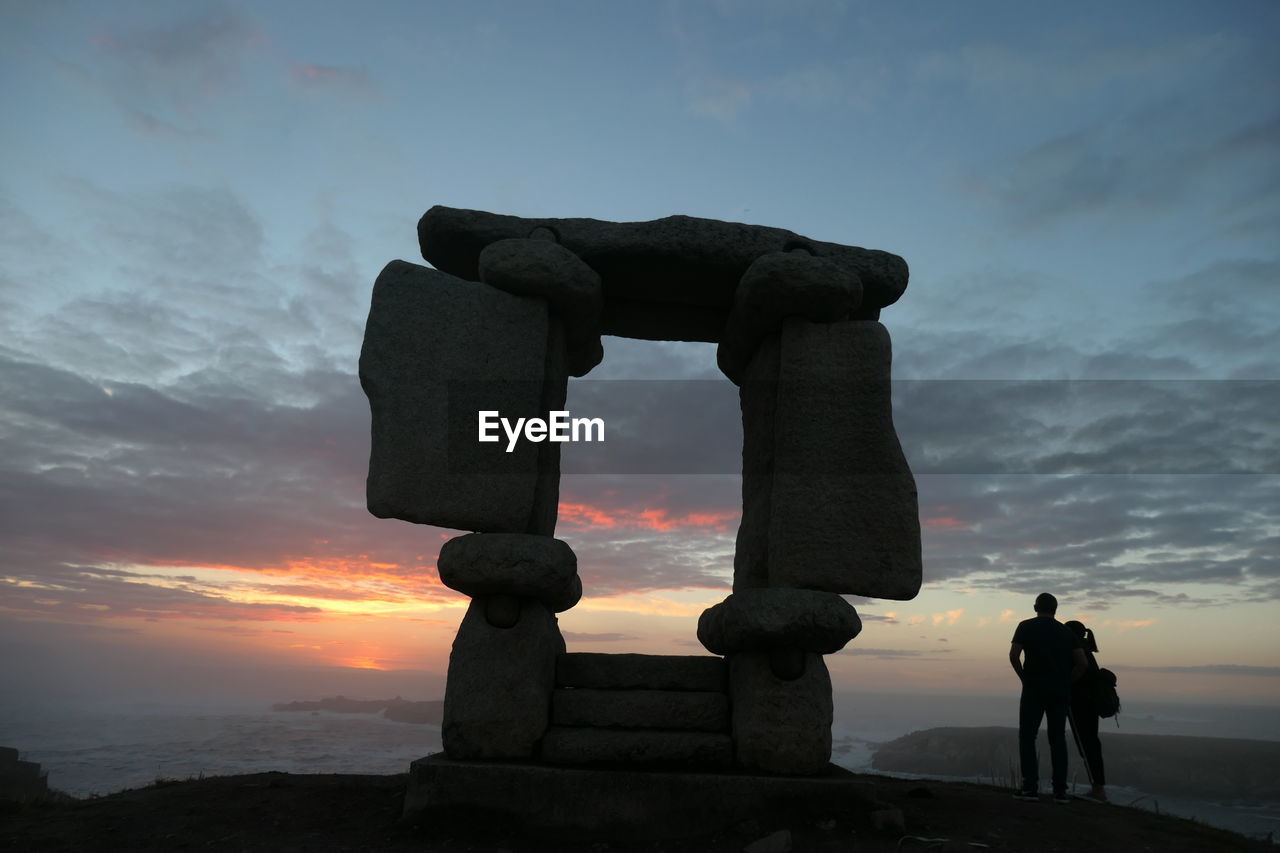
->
[1133, 259, 1280, 379]
[0, 352, 450, 598]
[52, 59, 210, 141]
[7, 319, 1276, 615]
[94, 5, 261, 112]
[289, 64, 380, 101]
[551, 378, 1280, 475]
[565, 523, 736, 596]
[916, 31, 1245, 105]
[0, 564, 324, 623]
[561, 632, 639, 642]
[2, 176, 1275, 626]
[5, 182, 367, 386]
[561, 380, 741, 474]
[65, 179, 265, 277]
[838, 647, 955, 658]
[914, 473, 1280, 606]
[1144, 258, 1279, 321]
[971, 107, 1278, 230]
[894, 256, 1276, 384]
[592, 338, 723, 380]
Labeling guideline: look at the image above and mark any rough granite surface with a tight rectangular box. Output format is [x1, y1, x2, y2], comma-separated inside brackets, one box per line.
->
[729, 651, 833, 775]
[442, 597, 564, 759]
[697, 588, 862, 655]
[360, 260, 561, 533]
[438, 533, 581, 612]
[418, 206, 908, 342]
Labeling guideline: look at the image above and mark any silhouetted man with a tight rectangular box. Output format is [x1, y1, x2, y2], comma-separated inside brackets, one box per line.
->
[1009, 592, 1086, 803]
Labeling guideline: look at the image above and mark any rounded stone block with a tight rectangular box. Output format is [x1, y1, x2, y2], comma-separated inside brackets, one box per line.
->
[438, 533, 581, 613]
[718, 252, 863, 385]
[696, 588, 861, 656]
[479, 238, 604, 377]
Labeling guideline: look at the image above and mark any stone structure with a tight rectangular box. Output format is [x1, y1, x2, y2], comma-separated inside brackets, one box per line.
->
[360, 206, 921, 820]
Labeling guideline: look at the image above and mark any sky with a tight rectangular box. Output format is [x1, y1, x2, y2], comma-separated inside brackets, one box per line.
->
[1, 0, 1277, 713]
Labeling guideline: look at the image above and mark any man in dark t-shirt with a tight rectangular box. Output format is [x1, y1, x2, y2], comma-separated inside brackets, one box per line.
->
[1009, 592, 1086, 802]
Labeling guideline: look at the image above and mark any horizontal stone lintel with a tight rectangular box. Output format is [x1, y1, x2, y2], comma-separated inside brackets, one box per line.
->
[419, 206, 909, 313]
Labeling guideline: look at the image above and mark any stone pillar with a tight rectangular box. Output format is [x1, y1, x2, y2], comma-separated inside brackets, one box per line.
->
[442, 595, 566, 759]
[697, 588, 859, 774]
[711, 248, 920, 775]
[437, 533, 581, 760]
[722, 253, 921, 599]
[767, 318, 921, 598]
[729, 651, 833, 775]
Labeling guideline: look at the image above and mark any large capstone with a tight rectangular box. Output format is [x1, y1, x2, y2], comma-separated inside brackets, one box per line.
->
[419, 206, 908, 342]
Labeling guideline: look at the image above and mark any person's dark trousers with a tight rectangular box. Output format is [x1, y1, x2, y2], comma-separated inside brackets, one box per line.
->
[1069, 695, 1106, 785]
[1019, 683, 1070, 794]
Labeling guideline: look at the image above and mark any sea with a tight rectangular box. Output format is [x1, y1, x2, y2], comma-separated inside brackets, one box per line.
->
[3, 693, 1277, 844]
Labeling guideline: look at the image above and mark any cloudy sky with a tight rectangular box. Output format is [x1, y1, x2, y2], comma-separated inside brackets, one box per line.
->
[1, 0, 1277, 710]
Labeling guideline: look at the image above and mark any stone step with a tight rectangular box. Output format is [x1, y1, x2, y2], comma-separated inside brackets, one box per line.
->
[552, 688, 729, 732]
[541, 726, 733, 768]
[556, 653, 726, 692]
[404, 754, 881, 838]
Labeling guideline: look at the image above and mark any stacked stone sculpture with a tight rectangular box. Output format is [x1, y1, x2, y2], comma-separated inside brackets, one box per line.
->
[361, 206, 921, 779]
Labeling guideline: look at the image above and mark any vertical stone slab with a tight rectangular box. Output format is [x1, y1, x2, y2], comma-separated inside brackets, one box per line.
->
[729, 651, 832, 775]
[360, 260, 559, 533]
[732, 335, 779, 591]
[442, 596, 565, 759]
[767, 319, 922, 600]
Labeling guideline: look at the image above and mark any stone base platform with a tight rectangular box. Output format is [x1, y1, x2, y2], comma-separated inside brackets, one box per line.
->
[403, 753, 880, 841]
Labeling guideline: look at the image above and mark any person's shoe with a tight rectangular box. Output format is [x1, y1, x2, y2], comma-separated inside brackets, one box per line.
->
[1083, 787, 1108, 803]
[1012, 789, 1038, 801]
[1053, 791, 1070, 804]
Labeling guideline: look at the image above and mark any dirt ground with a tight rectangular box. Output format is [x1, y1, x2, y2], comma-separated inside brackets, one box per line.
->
[2, 771, 1271, 852]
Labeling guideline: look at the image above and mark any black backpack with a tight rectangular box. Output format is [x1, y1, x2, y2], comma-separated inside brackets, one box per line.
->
[1094, 668, 1121, 719]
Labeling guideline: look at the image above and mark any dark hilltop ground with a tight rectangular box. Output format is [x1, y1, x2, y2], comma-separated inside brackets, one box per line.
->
[2, 769, 1272, 853]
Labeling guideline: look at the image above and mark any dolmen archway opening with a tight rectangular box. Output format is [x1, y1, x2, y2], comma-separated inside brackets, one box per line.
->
[360, 205, 923, 834]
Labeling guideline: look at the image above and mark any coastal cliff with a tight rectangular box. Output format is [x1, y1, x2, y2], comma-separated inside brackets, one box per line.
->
[872, 726, 1280, 802]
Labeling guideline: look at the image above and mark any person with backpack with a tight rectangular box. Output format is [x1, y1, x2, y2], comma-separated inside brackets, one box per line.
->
[1009, 593, 1087, 803]
[1065, 620, 1108, 802]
